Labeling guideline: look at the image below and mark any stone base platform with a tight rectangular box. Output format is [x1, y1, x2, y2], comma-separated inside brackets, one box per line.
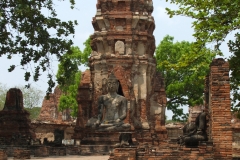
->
[81, 145, 115, 155]
[80, 131, 138, 155]
[81, 132, 121, 145]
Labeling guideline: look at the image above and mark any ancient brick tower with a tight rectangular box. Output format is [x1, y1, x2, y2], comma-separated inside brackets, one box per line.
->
[74, 0, 167, 140]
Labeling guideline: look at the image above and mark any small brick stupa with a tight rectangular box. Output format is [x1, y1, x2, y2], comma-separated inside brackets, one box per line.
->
[0, 88, 35, 145]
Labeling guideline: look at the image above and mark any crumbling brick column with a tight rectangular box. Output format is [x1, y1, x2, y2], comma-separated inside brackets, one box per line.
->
[209, 58, 232, 159]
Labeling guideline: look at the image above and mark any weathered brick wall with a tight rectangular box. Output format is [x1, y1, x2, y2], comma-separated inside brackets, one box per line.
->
[232, 123, 240, 158]
[208, 58, 232, 159]
[165, 123, 184, 139]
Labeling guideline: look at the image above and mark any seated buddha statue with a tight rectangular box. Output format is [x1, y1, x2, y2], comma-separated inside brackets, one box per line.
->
[87, 73, 130, 131]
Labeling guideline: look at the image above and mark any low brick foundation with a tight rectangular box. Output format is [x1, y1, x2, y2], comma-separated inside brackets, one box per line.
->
[13, 148, 31, 159]
[34, 146, 49, 157]
[0, 149, 7, 160]
[109, 141, 214, 160]
[109, 148, 137, 160]
[49, 147, 66, 156]
[66, 146, 81, 155]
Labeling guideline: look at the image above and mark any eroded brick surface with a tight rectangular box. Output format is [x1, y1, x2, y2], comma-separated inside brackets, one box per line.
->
[0, 88, 35, 145]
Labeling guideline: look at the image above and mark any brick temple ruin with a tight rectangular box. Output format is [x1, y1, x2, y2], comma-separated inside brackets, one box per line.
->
[72, 0, 237, 159]
[33, 86, 75, 145]
[0, 0, 240, 160]
[73, 0, 167, 145]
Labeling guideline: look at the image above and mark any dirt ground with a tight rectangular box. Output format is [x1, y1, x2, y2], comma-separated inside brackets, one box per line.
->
[8, 155, 109, 160]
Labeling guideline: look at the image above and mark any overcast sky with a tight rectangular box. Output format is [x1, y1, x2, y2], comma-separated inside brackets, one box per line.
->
[0, 0, 230, 119]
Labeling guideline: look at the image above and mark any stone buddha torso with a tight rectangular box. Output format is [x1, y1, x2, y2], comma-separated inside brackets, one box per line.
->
[86, 73, 130, 131]
[99, 94, 127, 124]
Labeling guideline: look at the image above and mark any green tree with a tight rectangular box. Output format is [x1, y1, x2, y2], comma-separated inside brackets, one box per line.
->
[155, 35, 216, 121]
[229, 37, 240, 118]
[56, 37, 91, 117]
[58, 72, 81, 117]
[81, 37, 92, 67]
[0, 0, 77, 93]
[56, 46, 82, 92]
[165, 0, 240, 114]
[56, 46, 82, 117]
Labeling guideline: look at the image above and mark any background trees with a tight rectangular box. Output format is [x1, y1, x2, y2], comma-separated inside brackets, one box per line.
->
[0, 0, 77, 94]
[0, 83, 8, 110]
[25, 107, 41, 120]
[155, 35, 216, 121]
[18, 86, 44, 109]
[165, 0, 240, 115]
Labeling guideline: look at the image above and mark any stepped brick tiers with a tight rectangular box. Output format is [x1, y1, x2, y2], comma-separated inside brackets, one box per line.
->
[0, 88, 35, 159]
[0, 88, 35, 145]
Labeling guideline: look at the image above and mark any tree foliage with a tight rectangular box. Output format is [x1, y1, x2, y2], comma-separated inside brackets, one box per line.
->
[58, 72, 81, 117]
[165, 0, 239, 52]
[56, 46, 82, 92]
[0, 0, 77, 94]
[229, 34, 240, 118]
[56, 46, 82, 117]
[81, 37, 92, 66]
[155, 35, 216, 121]
[165, 0, 240, 114]
[56, 37, 91, 117]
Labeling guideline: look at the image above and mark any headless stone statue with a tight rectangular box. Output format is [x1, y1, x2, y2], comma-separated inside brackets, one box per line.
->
[87, 73, 130, 131]
[178, 112, 208, 146]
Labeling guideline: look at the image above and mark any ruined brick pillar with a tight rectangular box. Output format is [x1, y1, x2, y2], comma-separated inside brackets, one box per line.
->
[208, 58, 232, 159]
[72, 70, 92, 140]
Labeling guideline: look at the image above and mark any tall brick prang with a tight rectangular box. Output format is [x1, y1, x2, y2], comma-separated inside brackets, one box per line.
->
[74, 0, 167, 143]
